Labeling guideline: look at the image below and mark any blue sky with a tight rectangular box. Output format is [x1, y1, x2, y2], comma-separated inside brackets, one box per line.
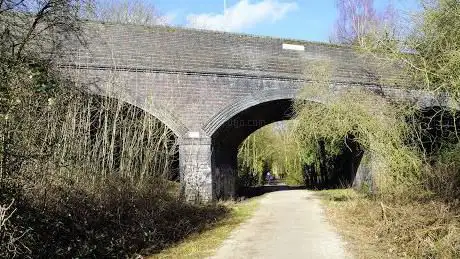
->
[149, 0, 420, 42]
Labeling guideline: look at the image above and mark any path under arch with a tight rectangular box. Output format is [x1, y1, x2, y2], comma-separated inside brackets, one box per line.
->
[210, 190, 351, 259]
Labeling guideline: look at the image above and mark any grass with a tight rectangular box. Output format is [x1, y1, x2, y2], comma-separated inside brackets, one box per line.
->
[317, 189, 387, 258]
[317, 189, 460, 259]
[149, 197, 260, 259]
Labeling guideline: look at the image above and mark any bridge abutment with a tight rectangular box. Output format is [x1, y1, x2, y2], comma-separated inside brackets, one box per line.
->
[179, 137, 214, 203]
[353, 152, 376, 192]
[212, 145, 237, 200]
[179, 136, 239, 203]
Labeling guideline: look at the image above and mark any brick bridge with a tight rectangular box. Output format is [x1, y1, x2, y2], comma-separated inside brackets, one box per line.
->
[61, 22, 447, 202]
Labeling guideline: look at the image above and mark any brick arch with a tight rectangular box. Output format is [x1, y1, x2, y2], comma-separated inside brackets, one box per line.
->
[114, 97, 189, 137]
[202, 88, 324, 136]
[205, 88, 330, 200]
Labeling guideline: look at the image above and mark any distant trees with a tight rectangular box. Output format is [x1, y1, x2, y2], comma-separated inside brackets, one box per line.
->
[237, 122, 314, 187]
[238, 126, 276, 186]
[83, 0, 168, 25]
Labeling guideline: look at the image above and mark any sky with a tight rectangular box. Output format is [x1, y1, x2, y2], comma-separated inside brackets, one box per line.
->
[148, 0, 421, 42]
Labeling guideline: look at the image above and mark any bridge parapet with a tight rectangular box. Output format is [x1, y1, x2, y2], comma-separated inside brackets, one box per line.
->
[61, 22, 408, 87]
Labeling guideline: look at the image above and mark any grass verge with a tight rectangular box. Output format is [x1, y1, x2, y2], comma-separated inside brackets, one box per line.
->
[317, 189, 460, 259]
[149, 197, 260, 259]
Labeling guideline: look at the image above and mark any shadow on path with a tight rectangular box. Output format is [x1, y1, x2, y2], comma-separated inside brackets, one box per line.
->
[238, 184, 307, 198]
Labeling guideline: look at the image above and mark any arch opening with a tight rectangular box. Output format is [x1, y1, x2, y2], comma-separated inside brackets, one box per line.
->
[210, 98, 364, 199]
[410, 106, 460, 155]
[85, 94, 181, 181]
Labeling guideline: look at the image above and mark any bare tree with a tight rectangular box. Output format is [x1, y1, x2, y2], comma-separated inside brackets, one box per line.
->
[84, 0, 167, 26]
[331, 0, 397, 45]
[1, 0, 92, 179]
[0, 0, 92, 61]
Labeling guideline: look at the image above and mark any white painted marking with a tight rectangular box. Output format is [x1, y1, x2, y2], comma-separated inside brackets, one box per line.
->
[188, 131, 200, 138]
[282, 43, 305, 51]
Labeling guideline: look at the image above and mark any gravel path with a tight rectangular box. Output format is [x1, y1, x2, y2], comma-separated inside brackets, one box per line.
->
[210, 190, 351, 259]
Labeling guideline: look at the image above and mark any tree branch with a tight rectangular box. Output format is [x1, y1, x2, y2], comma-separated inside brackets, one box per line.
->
[16, 1, 52, 59]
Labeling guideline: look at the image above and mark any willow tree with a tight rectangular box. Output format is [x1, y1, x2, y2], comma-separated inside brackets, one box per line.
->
[326, 0, 460, 198]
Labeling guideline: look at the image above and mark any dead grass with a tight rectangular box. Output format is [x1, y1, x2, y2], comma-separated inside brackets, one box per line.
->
[149, 197, 260, 259]
[0, 174, 231, 258]
[318, 189, 460, 259]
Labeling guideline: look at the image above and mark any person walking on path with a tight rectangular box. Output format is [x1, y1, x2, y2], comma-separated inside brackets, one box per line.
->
[266, 171, 272, 185]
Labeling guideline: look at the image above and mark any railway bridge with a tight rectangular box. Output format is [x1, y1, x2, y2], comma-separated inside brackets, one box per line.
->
[61, 22, 447, 202]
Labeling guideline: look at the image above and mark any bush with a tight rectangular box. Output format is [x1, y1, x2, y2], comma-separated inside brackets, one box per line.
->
[425, 143, 460, 199]
[0, 173, 228, 258]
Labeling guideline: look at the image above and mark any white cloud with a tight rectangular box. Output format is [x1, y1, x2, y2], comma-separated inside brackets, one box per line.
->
[186, 0, 298, 32]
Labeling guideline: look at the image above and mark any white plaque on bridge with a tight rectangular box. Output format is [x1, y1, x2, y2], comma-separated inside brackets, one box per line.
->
[282, 43, 305, 51]
[188, 131, 200, 138]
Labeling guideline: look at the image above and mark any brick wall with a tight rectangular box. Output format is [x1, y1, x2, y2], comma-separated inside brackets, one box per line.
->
[60, 22, 447, 139]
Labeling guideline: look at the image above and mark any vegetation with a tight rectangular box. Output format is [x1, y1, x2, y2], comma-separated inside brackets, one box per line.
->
[83, 0, 169, 25]
[1, 178, 229, 257]
[319, 189, 460, 258]
[0, 1, 229, 258]
[331, 0, 397, 45]
[318, 0, 460, 257]
[235, 0, 460, 257]
[150, 198, 260, 259]
[358, 0, 460, 97]
[1, 0, 460, 257]
[237, 122, 312, 186]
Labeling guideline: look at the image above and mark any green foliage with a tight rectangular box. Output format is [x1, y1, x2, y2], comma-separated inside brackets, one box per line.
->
[294, 85, 423, 196]
[411, 0, 460, 96]
[356, 0, 460, 98]
[350, 0, 460, 198]
[237, 121, 314, 186]
[237, 126, 275, 186]
[320, 4, 460, 257]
